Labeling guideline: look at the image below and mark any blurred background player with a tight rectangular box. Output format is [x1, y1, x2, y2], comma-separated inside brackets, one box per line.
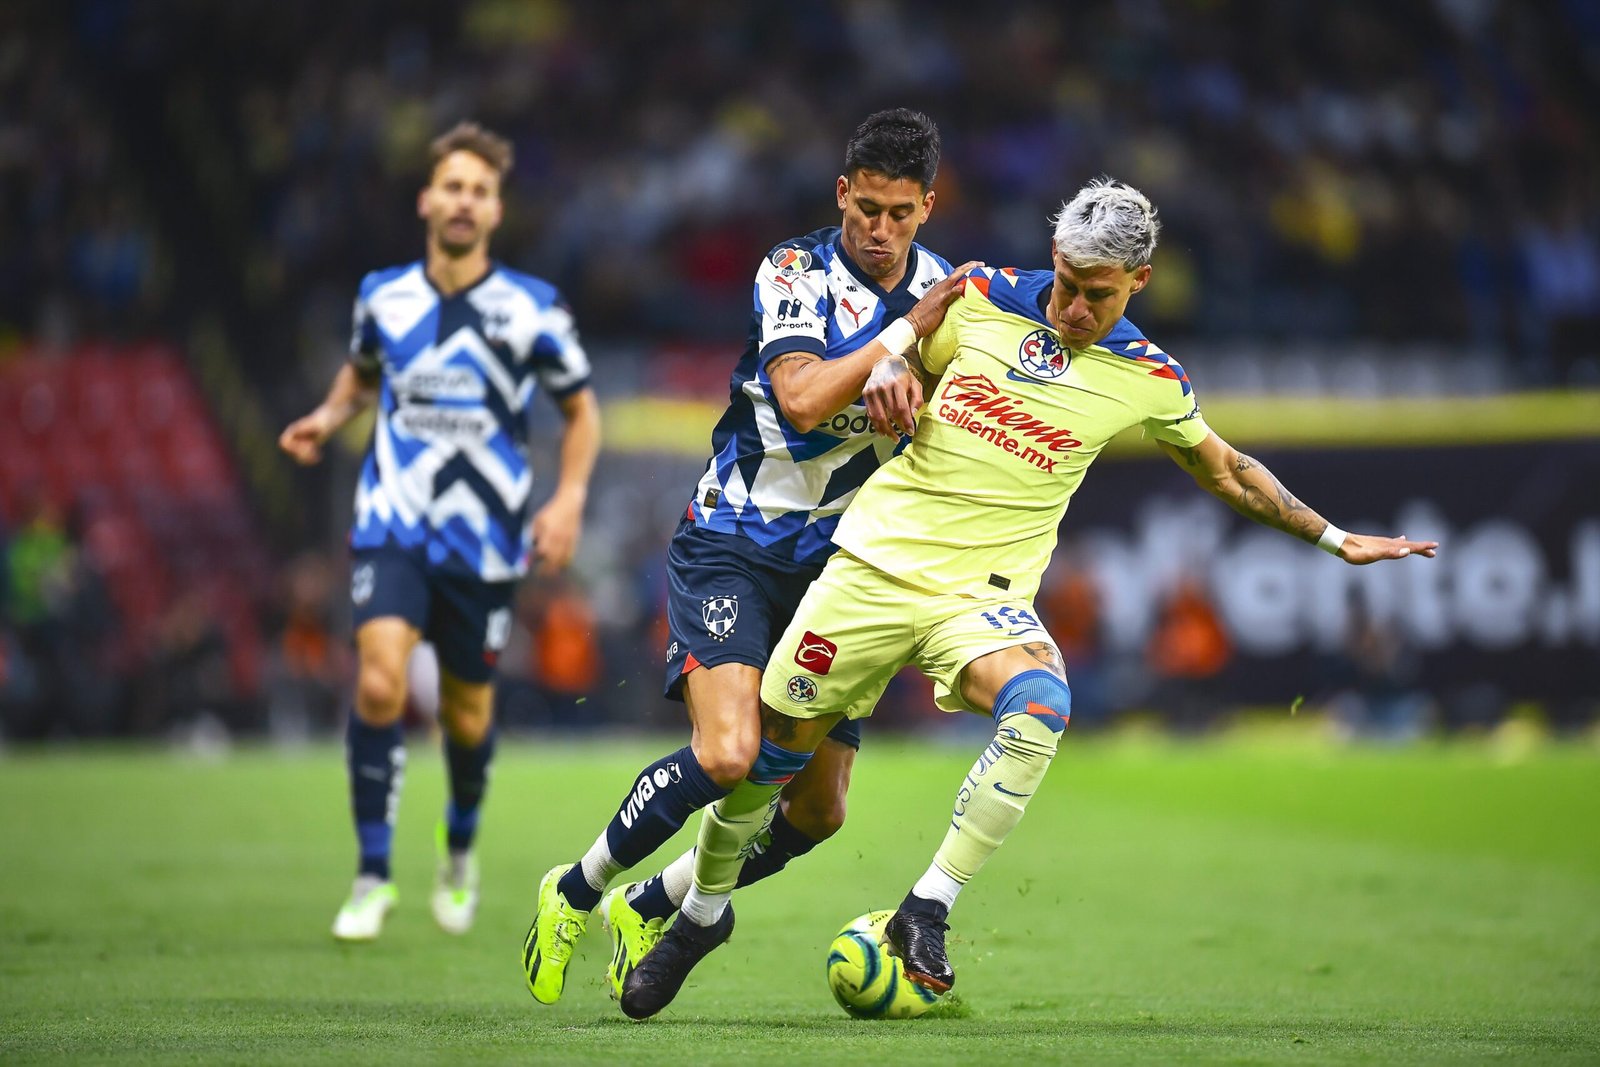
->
[278, 122, 601, 941]
[619, 177, 1439, 1017]
[521, 109, 976, 1004]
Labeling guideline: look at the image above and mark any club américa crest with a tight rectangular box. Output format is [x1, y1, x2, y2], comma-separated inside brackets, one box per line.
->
[1018, 328, 1070, 379]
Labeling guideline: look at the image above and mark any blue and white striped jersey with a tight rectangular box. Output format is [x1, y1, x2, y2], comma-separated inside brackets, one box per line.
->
[690, 228, 952, 564]
[348, 260, 590, 581]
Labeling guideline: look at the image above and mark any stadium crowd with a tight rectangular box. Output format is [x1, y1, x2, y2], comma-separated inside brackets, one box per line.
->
[1, 0, 1596, 739]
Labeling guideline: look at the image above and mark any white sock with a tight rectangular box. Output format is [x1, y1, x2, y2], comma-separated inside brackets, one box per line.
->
[679, 885, 729, 927]
[578, 830, 623, 893]
[662, 849, 696, 909]
[911, 863, 964, 913]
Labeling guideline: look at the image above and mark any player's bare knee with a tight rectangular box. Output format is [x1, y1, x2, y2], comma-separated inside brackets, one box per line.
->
[440, 704, 491, 747]
[692, 732, 758, 789]
[355, 663, 406, 724]
[783, 789, 846, 841]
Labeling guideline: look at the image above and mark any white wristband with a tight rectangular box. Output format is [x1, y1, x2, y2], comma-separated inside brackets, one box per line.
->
[1317, 522, 1348, 556]
[877, 316, 917, 359]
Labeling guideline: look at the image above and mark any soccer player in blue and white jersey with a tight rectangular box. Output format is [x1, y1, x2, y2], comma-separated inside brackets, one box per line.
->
[279, 122, 601, 942]
[522, 110, 978, 1005]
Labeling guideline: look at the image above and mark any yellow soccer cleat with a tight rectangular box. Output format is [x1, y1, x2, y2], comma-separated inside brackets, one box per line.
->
[522, 864, 590, 1004]
[599, 883, 667, 1001]
[430, 822, 479, 936]
[332, 876, 398, 942]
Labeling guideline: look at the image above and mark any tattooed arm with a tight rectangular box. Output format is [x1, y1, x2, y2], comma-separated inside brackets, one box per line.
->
[1158, 433, 1438, 565]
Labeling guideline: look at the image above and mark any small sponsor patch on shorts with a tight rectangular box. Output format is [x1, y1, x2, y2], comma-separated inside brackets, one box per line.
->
[794, 631, 838, 674]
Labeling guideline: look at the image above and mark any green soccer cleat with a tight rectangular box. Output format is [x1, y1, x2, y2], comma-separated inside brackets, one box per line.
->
[332, 875, 398, 942]
[599, 883, 667, 1001]
[522, 864, 590, 1004]
[431, 822, 479, 936]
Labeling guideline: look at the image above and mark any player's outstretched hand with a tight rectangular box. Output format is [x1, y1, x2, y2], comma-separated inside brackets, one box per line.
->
[531, 491, 584, 575]
[279, 410, 334, 465]
[904, 260, 984, 338]
[1337, 533, 1439, 565]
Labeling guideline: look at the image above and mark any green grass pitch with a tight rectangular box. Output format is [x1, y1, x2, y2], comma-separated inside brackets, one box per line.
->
[2, 732, 1598, 1064]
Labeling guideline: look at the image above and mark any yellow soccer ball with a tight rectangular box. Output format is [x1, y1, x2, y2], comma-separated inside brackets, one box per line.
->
[826, 910, 943, 1020]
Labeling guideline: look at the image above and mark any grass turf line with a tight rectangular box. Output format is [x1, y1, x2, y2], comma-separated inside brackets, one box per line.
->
[1, 737, 1597, 1065]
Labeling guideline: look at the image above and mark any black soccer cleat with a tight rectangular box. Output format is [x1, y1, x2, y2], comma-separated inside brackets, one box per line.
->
[886, 908, 955, 994]
[618, 904, 735, 1020]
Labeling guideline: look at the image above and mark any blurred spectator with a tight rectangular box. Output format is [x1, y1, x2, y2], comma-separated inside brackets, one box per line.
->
[523, 575, 602, 727]
[0, 496, 118, 738]
[1145, 576, 1233, 731]
[1036, 560, 1112, 727]
[1325, 590, 1432, 742]
[127, 587, 235, 738]
[263, 550, 351, 741]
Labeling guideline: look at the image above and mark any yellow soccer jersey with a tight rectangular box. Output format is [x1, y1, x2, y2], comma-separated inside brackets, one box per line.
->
[831, 267, 1210, 601]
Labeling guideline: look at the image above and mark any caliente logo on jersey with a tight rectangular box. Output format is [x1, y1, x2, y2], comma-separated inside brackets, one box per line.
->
[702, 596, 739, 641]
[1018, 329, 1069, 379]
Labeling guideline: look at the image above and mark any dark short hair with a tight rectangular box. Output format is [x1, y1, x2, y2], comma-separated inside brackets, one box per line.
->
[429, 121, 514, 179]
[843, 109, 940, 189]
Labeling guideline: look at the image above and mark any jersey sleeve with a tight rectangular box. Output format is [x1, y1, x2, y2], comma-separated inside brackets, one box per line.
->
[349, 276, 383, 375]
[916, 290, 967, 376]
[755, 245, 829, 368]
[1140, 376, 1209, 448]
[530, 298, 592, 399]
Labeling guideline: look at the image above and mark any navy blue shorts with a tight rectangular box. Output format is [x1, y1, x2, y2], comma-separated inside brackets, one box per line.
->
[350, 546, 516, 685]
[663, 520, 861, 750]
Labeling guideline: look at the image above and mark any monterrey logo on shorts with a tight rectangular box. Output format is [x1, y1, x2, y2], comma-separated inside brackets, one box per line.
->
[1018, 328, 1069, 379]
[787, 676, 818, 703]
[794, 630, 838, 675]
[702, 596, 739, 641]
[351, 563, 375, 606]
[770, 247, 813, 272]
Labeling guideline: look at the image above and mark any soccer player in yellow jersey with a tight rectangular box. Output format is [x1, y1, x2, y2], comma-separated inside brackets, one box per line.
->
[619, 178, 1439, 1017]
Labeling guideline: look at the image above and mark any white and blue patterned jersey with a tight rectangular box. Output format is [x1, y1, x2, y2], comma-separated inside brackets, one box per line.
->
[348, 260, 590, 581]
[690, 228, 952, 565]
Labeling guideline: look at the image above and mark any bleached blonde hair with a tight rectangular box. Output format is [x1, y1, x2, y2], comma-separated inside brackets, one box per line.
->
[1050, 177, 1160, 271]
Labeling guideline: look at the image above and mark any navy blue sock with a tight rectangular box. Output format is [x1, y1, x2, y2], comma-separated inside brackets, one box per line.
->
[627, 872, 677, 923]
[444, 728, 495, 853]
[347, 713, 405, 880]
[734, 807, 819, 889]
[556, 745, 728, 912]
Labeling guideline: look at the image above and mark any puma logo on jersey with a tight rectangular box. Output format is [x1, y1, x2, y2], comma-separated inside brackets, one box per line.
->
[839, 298, 866, 328]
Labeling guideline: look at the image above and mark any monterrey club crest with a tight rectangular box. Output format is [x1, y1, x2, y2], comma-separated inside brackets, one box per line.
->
[1018, 328, 1070, 379]
[702, 596, 739, 641]
[351, 562, 375, 606]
